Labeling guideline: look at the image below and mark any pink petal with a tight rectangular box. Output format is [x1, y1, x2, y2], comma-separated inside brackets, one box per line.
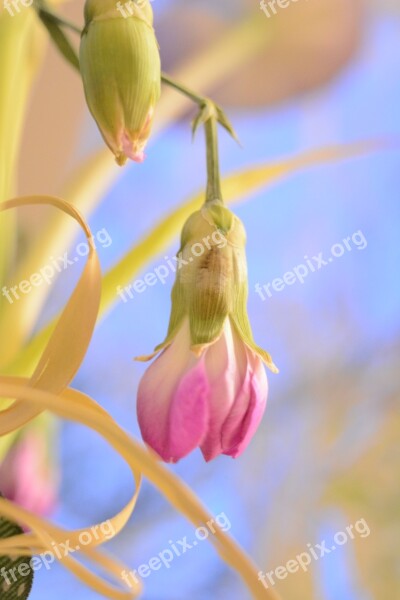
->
[200, 321, 247, 461]
[119, 131, 146, 163]
[200, 368, 232, 462]
[166, 362, 210, 462]
[222, 352, 268, 458]
[138, 360, 209, 462]
[130, 150, 145, 163]
[137, 320, 209, 462]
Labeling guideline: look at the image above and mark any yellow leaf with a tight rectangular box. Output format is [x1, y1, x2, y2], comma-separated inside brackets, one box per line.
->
[0, 195, 100, 450]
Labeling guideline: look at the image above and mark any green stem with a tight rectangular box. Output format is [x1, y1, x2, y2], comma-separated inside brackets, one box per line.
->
[204, 109, 222, 203]
[34, 2, 82, 35]
[161, 73, 205, 106]
[161, 74, 223, 204]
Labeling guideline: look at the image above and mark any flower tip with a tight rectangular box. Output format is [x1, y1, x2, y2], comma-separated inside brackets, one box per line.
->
[120, 132, 147, 164]
[134, 352, 157, 362]
[115, 147, 146, 166]
[256, 347, 279, 373]
[115, 148, 146, 166]
[115, 153, 128, 167]
[132, 150, 146, 163]
[190, 339, 218, 357]
[190, 344, 206, 358]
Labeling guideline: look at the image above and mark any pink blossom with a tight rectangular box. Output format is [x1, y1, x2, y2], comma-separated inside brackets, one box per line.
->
[137, 318, 268, 463]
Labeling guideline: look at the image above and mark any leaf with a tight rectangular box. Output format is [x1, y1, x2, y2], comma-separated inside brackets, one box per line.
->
[0, 154, 120, 373]
[0, 494, 34, 600]
[0, 196, 101, 433]
[36, 9, 79, 72]
[190, 99, 240, 144]
[215, 106, 241, 145]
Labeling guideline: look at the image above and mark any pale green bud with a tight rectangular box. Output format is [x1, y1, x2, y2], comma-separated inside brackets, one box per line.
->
[146, 202, 277, 372]
[80, 0, 161, 165]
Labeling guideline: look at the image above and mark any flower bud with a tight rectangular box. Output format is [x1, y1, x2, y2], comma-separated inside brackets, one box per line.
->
[136, 203, 278, 462]
[80, 0, 161, 165]
[145, 201, 277, 369]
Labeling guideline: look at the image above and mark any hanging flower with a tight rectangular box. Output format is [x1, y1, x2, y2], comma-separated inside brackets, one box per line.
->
[137, 203, 278, 463]
[80, 0, 161, 165]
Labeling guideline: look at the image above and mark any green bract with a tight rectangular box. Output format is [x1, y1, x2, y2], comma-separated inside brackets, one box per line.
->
[80, 0, 161, 165]
[145, 202, 277, 372]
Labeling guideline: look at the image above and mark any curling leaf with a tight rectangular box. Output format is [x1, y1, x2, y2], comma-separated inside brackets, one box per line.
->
[35, 3, 80, 72]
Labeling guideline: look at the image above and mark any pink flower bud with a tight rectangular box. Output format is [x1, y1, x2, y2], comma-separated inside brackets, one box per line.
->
[137, 318, 268, 463]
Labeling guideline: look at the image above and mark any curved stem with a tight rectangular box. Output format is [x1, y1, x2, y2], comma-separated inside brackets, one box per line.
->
[161, 74, 226, 204]
[161, 73, 205, 105]
[34, 1, 82, 35]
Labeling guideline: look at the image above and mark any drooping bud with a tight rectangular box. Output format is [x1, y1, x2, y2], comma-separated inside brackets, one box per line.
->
[136, 203, 278, 462]
[144, 201, 277, 369]
[80, 0, 161, 165]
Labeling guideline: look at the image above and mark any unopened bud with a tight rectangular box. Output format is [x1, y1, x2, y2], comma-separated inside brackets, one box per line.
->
[138, 202, 276, 371]
[80, 0, 161, 165]
[177, 203, 247, 350]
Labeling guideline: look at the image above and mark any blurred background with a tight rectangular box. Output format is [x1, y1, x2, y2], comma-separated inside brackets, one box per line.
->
[7, 0, 400, 598]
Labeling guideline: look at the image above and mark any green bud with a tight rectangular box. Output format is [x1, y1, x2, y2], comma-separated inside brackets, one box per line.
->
[80, 0, 161, 165]
[149, 203, 277, 372]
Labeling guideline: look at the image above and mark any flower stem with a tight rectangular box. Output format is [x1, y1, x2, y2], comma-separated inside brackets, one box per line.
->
[204, 107, 222, 203]
[161, 73, 205, 106]
[33, 1, 82, 35]
[161, 74, 232, 205]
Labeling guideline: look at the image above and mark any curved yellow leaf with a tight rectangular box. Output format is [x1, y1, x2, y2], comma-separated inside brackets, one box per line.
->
[0, 196, 101, 425]
[0, 378, 280, 600]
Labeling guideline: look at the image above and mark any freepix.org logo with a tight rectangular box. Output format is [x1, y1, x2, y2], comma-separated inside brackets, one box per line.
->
[2, 228, 112, 305]
[255, 230, 368, 301]
[117, 229, 227, 303]
[260, 0, 305, 19]
[116, 0, 153, 18]
[258, 518, 371, 589]
[0, 520, 115, 588]
[3, 0, 33, 17]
